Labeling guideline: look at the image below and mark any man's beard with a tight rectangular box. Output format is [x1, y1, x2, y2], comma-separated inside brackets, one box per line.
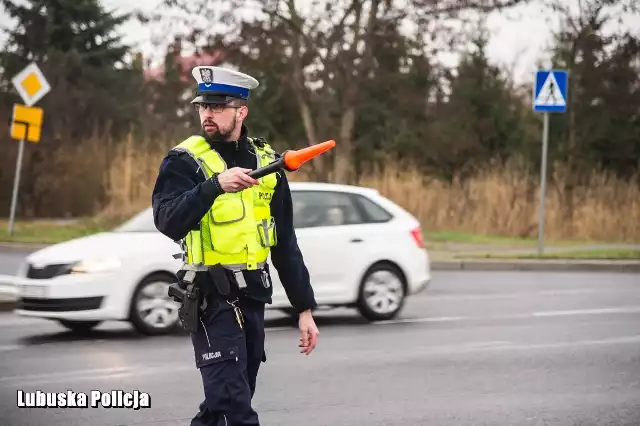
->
[202, 116, 237, 143]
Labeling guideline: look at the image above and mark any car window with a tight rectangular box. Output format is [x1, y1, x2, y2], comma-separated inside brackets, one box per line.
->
[351, 194, 393, 222]
[291, 191, 364, 228]
[113, 208, 158, 232]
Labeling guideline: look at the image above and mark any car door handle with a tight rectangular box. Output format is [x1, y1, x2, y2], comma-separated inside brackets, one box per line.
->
[350, 238, 363, 243]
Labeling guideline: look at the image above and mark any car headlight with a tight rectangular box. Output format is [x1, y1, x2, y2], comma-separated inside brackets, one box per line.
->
[70, 257, 122, 274]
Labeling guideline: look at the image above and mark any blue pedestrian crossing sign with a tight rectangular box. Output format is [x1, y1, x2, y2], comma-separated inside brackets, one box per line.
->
[533, 70, 568, 113]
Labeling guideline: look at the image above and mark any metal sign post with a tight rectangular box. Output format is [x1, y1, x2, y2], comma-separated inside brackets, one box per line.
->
[538, 112, 550, 255]
[7, 62, 50, 235]
[532, 69, 568, 254]
[8, 140, 25, 236]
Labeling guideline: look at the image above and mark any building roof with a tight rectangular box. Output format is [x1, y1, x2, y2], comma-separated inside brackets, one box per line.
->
[143, 49, 226, 83]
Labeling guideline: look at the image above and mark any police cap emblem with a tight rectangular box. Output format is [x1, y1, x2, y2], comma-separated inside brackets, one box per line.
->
[199, 68, 213, 84]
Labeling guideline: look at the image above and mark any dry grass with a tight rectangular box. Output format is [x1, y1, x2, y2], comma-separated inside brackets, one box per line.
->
[99, 133, 166, 221]
[351, 163, 639, 243]
[95, 140, 640, 243]
[1, 134, 636, 244]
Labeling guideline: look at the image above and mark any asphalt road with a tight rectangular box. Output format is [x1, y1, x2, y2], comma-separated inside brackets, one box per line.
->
[0, 268, 639, 426]
[0, 250, 27, 275]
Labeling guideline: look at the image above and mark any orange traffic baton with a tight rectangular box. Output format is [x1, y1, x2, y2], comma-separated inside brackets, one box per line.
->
[248, 140, 336, 179]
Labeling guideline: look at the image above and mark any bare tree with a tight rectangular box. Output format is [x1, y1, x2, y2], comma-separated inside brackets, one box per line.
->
[147, 0, 529, 182]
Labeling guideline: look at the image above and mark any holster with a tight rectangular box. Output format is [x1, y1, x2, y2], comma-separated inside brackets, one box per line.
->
[168, 270, 202, 333]
[167, 264, 234, 333]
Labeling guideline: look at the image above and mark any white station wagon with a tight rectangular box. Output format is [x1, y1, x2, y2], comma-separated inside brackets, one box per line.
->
[8, 182, 431, 335]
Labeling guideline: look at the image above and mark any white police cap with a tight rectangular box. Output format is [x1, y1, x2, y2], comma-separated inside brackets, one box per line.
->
[191, 66, 259, 104]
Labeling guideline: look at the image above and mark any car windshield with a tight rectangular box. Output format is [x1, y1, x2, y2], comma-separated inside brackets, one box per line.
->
[112, 208, 157, 233]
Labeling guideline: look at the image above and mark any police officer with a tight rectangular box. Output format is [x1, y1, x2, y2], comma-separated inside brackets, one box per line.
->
[151, 65, 320, 425]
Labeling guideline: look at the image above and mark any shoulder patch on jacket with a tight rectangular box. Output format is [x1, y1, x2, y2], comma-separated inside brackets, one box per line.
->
[167, 148, 206, 178]
[251, 137, 267, 148]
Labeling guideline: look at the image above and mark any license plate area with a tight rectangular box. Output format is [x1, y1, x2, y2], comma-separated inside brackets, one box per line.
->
[20, 285, 48, 298]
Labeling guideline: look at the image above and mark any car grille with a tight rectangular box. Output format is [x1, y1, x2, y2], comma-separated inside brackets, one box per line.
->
[17, 297, 104, 312]
[26, 263, 74, 279]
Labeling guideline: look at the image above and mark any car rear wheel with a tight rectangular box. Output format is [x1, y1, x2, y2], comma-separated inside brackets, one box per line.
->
[57, 320, 102, 334]
[129, 273, 181, 335]
[357, 263, 406, 321]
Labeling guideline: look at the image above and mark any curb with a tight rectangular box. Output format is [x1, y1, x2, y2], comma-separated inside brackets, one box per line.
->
[431, 259, 640, 272]
[0, 242, 48, 252]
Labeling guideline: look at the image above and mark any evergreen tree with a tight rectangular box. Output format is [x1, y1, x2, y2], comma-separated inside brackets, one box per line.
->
[549, 8, 640, 180]
[427, 29, 531, 181]
[0, 0, 140, 140]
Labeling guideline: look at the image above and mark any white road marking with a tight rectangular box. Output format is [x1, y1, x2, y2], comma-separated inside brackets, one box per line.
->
[0, 366, 133, 384]
[431, 334, 640, 356]
[537, 289, 599, 296]
[4, 335, 640, 387]
[0, 288, 607, 327]
[319, 335, 640, 363]
[1, 305, 639, 347]
[0, 344, 24, 352]
[374, 316, 467, 325]
[427, 288, 599, 301]
[533, 306, 640, 317]
[366, 305, 640, 326]
[0, 364, 193, 388]
[264, 316, 469, 332]
[268, 305, 640, 333]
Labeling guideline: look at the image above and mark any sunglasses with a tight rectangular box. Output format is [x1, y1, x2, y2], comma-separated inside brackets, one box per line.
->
[194, 103, 242, 113]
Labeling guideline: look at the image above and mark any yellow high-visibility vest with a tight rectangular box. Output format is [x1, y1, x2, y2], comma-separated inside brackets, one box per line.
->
[173, 135, 278, 271]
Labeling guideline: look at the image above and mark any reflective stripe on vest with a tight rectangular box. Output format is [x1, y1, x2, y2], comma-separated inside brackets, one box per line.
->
[174, 136, 279, 271]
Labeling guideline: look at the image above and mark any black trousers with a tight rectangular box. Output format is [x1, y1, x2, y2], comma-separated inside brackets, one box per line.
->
[190, 296, 266, 426]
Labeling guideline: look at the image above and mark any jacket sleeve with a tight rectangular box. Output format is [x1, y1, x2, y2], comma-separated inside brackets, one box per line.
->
[269, 172, 318, 313]
[151, 151, 222, 241]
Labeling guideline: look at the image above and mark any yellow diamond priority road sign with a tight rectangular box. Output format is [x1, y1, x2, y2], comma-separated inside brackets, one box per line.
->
[11, 62, 51, 106]
[11, 104, 44, 143]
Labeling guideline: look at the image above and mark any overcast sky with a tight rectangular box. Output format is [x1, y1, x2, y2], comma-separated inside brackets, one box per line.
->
[101, 0, 639, 85]
[2, 0, 639, 87]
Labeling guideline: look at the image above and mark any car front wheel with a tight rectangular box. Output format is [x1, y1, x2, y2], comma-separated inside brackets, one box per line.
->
[129, 273, 181, 335]
[357, 263, 406, 321]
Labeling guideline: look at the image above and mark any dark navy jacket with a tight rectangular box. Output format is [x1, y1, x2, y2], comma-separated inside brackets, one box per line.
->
[151, 125, 317, 313]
